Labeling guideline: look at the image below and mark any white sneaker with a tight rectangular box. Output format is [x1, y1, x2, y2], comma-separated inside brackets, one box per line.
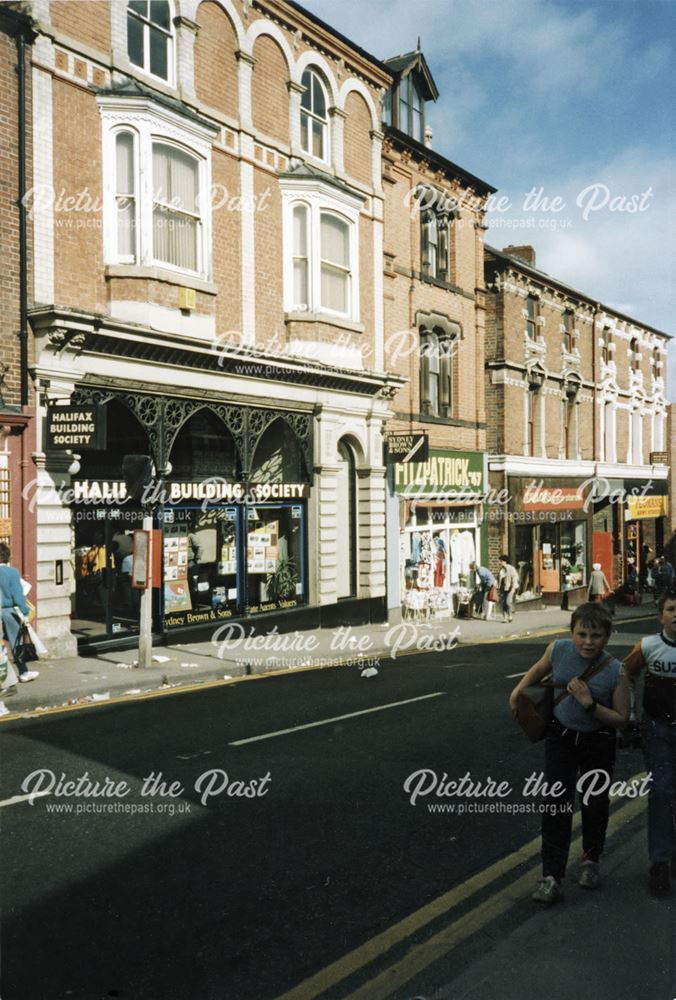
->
[532, 875, 562, 904]
[19, 670, 39, 683]
[0, 702, 10, 716]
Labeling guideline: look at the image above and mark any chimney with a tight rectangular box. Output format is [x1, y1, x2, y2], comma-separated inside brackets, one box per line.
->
[424, 125, 433, 148]
[503, 244, 536, 267]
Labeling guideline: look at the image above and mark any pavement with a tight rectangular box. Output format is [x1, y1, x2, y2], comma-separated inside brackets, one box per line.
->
[0, 598, 660, 719]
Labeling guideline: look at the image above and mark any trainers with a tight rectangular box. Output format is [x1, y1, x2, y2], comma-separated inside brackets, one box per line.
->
[579, 861, 600, 889]
[649, 862, 671, 898]
[19, 670, 39, 683]
[0, 702, 10, 717]
[532, 875, 561, 904]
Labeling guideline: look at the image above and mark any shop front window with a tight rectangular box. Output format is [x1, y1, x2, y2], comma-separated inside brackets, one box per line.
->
[401, 505, 479, 618]
[162, 506, 240, 624]
[245, 504, 306, 613]
[560, 521, 587, 589]
[515, 524, 535, 600]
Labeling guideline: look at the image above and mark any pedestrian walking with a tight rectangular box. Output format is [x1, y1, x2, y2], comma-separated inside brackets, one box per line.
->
[587, 563, 611, 603]
[623, 588, 676, 897]
[0, 543, 39, 684]
[654, 557, 675, 603]
[509, 602, 629, 904]
[498, 554, 518, 623]
[469, 561, 497, 620]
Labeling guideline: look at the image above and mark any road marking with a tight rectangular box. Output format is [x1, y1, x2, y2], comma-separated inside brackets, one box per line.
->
[341, 793, 646, 1000]
[0, 791, 51, 808]
[275, 785, 646, 1000]
[229, 692, 446, 746]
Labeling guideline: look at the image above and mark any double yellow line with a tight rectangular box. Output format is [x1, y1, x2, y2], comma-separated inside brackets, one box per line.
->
[276, 789, 647, 1000]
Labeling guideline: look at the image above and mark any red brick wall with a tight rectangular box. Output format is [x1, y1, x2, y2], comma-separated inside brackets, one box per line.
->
[51, 1, 111, 53]
[251, 34, 289, 143]
[195, 1, 238, 119]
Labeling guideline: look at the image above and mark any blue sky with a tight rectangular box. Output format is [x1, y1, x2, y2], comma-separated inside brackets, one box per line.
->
[307, 0, 676, 401]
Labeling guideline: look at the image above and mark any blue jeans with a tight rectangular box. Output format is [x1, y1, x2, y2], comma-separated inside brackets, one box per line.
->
[642, 714, 676, 864]
[500, 590, 514, 618]
[1, 608, 26, 675]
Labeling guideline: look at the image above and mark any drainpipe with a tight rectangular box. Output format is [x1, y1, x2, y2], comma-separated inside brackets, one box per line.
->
[16, 21, 32, 407]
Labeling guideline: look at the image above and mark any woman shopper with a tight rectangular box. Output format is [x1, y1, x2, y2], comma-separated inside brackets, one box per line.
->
[0, 543, 39, 684]
[509, 603, 629, 903]
[498, 554, 518, 623]
[588, 563, 611, 603]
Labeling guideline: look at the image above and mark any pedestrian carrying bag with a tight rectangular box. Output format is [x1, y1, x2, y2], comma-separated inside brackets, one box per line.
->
[487, 584, 498, 603]
[515, 653, 613, 743]
[13, 624, 38, 668]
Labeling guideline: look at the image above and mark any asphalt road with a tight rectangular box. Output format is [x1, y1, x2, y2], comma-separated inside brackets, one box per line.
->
[1, 619, 672, 1000]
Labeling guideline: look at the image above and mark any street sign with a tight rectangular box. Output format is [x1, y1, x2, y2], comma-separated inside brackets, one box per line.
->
[387, 432, 429, 463]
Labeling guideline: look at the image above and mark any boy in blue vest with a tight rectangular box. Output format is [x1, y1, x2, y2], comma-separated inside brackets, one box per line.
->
[624, 589, 676, 896]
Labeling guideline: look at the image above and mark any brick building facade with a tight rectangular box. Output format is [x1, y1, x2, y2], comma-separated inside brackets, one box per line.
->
[0, 6, 36, 599]
[484, 244, 670, 606]
[25, 0, 404, 653]
[380, 48, 496, 619]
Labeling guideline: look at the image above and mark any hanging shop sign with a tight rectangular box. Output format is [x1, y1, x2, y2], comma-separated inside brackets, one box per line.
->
[393, 449, 484, 496]
[387, 432, 429, 464]
[47, 405, 107, 450]
[627, 495, 668, 520]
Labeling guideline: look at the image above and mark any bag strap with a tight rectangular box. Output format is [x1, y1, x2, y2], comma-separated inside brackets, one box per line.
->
[552, 652, 613, 708]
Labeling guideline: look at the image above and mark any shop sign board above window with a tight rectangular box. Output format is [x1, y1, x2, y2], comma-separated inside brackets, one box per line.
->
[47, 406, 107, 450]
[387, 433, 429, 464]
[393, 448, 484, 496]
[521, 484, 586, 512]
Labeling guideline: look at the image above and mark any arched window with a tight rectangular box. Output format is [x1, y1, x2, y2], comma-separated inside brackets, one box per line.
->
[115, 131, 137, 262]
[127, 1, 173, 82]
[300, 69, 328, 161]
[336, 440, 357, 599]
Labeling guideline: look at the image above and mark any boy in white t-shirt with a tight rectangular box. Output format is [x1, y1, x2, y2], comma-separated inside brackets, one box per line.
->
[624, 589, 676, 897]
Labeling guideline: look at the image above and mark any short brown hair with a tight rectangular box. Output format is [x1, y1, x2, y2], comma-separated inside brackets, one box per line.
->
[570, 602, 613, 637]
[0, 542, 10, 563]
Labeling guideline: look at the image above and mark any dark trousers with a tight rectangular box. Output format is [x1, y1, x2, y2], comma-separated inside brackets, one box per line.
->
[541, 720, 617, 880]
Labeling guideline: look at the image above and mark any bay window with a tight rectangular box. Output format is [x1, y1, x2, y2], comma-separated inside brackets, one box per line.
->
[282, 178, 362, 322]
[100, 97, 216, 278]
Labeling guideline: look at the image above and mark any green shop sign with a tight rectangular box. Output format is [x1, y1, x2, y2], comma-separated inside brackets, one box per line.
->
[393, 448, 485, 497]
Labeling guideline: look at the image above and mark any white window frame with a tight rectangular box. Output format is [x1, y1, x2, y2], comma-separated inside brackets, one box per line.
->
[281, 179, 362, 323]
[300, 69, 329, 165]
[126, 0, 175, 86]
[99, 97, 215, 280]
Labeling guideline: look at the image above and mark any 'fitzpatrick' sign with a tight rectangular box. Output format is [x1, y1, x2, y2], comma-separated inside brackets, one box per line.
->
[393, 449, 485, 496]
[47, 406, 107, 450]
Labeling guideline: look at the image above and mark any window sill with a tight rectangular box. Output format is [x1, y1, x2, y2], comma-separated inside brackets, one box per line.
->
[105, 265, 218, 295]
[284, 311, 364, 334]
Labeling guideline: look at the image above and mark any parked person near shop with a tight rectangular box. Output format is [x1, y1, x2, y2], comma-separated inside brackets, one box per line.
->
[623, 589, 676, 897]
[469, 561, 497, 620]
[587, 563, 611, 603]
[0, 543, 39, 683]
[509, 602, 629, 904]
[498, 554, 518, 623]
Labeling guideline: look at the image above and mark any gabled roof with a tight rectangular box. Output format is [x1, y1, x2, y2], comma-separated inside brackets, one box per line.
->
[384, 49, 439, 102]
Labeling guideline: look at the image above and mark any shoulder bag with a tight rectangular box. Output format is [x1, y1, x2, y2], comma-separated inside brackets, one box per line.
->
[515, 653, 613, 743]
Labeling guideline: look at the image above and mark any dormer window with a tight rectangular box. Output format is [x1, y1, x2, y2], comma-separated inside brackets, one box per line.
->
[399, 74, 423, 142]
